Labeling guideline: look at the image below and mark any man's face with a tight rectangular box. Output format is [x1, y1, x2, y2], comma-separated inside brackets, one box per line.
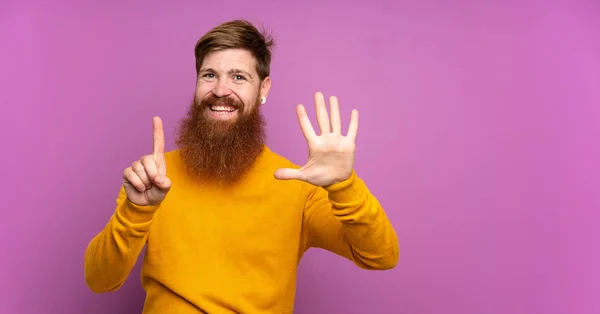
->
[175, 48, 272, 183]
[195, 48, 271, 123]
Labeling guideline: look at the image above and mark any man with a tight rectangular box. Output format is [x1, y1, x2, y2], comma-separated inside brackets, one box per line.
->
[84, 19, 399, 313]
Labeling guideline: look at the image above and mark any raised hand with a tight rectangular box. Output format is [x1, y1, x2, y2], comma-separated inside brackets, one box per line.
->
[274, 92, 358, 186]
[122, 116, 172, 206]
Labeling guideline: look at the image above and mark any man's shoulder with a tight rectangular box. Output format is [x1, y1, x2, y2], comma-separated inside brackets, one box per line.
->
[163, 149, 182, 165]
[261, 146, 319, 190]
[164, 149, 180, 159]
[262, 145, 300, 169]
[162, 149, 188, 177]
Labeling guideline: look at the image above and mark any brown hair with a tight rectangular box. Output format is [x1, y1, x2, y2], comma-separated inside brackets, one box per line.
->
[194, 19, 274, 81]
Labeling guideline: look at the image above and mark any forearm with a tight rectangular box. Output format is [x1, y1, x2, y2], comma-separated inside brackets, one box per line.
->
[84, 191, 158, 293]
[306, 171, 399, 270]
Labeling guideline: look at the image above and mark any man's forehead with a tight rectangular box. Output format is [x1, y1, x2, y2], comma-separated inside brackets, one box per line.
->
[201, 49, 256, 72]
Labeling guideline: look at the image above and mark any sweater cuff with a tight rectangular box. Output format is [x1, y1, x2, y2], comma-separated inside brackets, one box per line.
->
[322, 170, 367, 204]
[117, 199, 160, 224]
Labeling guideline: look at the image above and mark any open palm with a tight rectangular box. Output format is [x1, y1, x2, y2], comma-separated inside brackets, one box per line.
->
[274, 92, 359, 186]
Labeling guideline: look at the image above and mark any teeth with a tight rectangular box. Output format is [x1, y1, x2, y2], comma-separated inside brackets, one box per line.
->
[210, 105, 235, 112]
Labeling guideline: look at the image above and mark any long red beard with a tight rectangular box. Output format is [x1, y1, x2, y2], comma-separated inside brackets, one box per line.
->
[175, 94, 266, 184]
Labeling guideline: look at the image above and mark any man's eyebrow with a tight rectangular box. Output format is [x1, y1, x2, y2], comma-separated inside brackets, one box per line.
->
[229, 69, 254, 80]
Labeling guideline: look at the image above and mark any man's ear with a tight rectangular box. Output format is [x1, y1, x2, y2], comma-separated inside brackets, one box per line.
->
[259, 77, 272, 105]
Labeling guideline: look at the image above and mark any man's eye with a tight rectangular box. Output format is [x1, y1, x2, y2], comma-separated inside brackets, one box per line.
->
[204, 73, 215, 78]
[234, 75, 245, 81]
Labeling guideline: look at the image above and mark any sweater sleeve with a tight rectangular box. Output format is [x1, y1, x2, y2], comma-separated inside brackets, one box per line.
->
[302, 170, 399, 270]
[84, 186, 160, 293]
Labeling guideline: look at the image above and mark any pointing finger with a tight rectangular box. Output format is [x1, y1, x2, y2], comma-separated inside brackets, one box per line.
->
[153, 116, 165, 159]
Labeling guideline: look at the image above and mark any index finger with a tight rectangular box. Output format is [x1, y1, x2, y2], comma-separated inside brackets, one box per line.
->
[153, 116, 165, 158]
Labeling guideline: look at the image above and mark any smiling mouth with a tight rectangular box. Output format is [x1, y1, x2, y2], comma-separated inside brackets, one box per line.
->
[210, 105, 237, 113]
[208, 105, 239, 118]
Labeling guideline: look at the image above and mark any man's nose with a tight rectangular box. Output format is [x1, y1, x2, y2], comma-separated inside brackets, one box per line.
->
[212, 79, 232, 97]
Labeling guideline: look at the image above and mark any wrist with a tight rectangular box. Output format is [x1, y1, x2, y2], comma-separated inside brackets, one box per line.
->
[119, 199, 160, 224]
[324, 169, 357, 191]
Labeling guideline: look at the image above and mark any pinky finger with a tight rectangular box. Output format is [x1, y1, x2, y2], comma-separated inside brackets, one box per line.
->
[123, 168, 146, 192]
[346, 109, 359, 140]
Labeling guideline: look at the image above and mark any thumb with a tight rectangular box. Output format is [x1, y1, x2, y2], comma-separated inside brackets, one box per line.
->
[153, 174, 172, 192]
[274, 168, 304, 181]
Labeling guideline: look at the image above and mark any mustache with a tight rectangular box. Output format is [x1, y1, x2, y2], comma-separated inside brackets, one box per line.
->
[198, 94, 245, 112]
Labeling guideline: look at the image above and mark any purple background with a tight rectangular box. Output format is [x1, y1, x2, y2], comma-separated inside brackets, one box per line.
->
[1, 0, 599, 313]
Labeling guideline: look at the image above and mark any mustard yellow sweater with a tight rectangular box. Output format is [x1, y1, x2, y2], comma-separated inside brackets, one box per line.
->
[84, 146, 399, 313]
